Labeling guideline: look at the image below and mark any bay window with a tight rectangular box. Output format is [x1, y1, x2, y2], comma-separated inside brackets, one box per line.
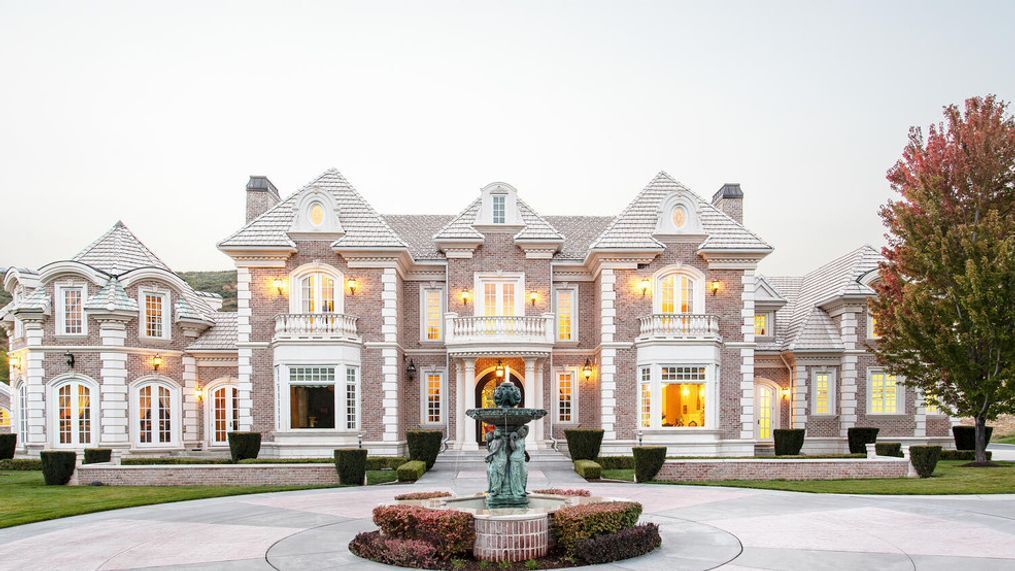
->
[556, 287, 577, 342]
[639, 367, 651, 428]
[345, 366, 359, 430]
[638, 364, 712, 429]
[285, 364, 359, 430]
[868, 370, 903, 414]
[57, 285, 86, 335]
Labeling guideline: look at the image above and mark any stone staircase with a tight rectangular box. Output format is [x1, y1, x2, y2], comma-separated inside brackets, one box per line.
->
[434, 446, 573, 468]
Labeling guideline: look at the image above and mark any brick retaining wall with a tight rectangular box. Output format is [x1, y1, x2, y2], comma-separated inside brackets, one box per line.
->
[655, 458, 909, 481]
[74, 463, 341, 486]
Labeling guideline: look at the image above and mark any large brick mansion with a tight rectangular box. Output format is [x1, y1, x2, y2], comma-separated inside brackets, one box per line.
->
[0, 169, 955, 457]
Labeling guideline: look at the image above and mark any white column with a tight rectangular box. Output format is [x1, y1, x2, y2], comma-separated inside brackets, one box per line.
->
[839, 310, 859, 437]
[454, 359, 465, 447]
[98, 320, 130, 448]
[534, 359, 545, 445]
[236, 268, 254, 431]
[461, 357, 478, 451]
[599, 268, 617, 441]
[524, 357, 539, 449]
[182, 355, 200, 448]
[23, 321, 46, 452]
[740, 270, 757, 440]
[381, 268, 400, 442]
[792, 365, 808, 429]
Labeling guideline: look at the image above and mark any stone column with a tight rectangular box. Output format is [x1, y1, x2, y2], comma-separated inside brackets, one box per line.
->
[380, 268, 400, 443]
[235, 268, 254, 431]
[22, 320, 46, 454]
[524, 357, 538, 449]
[454, 358, 465, 447]
[461, 357, 478, 451]
[534, 358, 545, 446]
[98, 320, 130, 450]
[838, 309, 860, 437]
[739, 270, 757, 440]
[182, 355, 200, 448]
[599, 268, 617, 441]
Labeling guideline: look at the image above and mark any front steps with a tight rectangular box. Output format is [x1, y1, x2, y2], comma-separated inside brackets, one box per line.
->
[434, 447, 573, 469]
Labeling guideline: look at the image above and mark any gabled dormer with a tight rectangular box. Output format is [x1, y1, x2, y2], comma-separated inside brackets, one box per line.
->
[653, 190, 705, 240]
[474, 182, 524, 231]
[288, 185, 344, 241]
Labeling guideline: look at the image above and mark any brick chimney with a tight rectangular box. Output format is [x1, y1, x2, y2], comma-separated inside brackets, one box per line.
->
[711, 183, 744, 224]
[245, 176, 280, 223]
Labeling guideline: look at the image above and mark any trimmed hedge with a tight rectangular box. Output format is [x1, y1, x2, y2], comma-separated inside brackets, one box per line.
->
[227, 431, 261, 462]
[397, 460, 427, 482]
[349, 532, 440, 569]
[910, 445, 942, 478]
[41, 451, 76, 485]
[334, 448, 368, 485]
[847, 427, 880, 454]
[773, 429, 805, 456]
[952, 425, 993, 451]
[394, 491, 453, 501]
[0, 458, 43, 470]
[564, 429, 604, 461]
[83, 448, 112, 464]
[596, 456, 634, 469]
[551, 501, 642, 555]
[372, 504, 475, 557]
[125, 457, 233, 465]
[366, 456, 408, 471]
[533, 488, 591, 497]
[574, 459, 602, 480]
[406, 430, 442, 470]
[0, 434, 16, 460]
[875, 442, 903, 458]
[573, 523, 662, 565]
[632, 447, 666, 482]
[940, 449, 992, 461]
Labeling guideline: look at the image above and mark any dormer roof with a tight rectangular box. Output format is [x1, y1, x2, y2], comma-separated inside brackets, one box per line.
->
[73, 221, 170, 275]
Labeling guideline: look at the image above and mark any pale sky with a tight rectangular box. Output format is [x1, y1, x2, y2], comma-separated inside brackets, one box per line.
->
[1, 0, 1012, 275]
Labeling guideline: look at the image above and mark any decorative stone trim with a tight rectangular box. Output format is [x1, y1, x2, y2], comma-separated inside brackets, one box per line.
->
[740, 270, 756, 439]
[656, 457, 908, 481]
[381, 268, 399, 442]
[838, 310, 859, 436]
[236, 268, 254, 431]
[599, 269, 617, 440]
[74, 463, 340, 486]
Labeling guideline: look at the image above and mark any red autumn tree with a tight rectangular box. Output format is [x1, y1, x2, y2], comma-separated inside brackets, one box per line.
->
[873, 95, 1015, 465]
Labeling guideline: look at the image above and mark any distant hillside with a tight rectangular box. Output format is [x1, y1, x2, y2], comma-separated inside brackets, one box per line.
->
[178, 270, 238, 312]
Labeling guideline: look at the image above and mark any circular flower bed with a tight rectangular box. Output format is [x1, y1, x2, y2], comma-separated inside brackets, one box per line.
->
[349, 490, 661, 569]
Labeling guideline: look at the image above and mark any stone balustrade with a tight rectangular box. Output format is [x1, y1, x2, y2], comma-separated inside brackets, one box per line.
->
[273, 313, 359, 341]
[444, 313, 555, 349]
[638, 313, 721, 340]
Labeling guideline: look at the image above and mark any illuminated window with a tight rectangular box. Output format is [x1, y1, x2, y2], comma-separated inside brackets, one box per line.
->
[492, 195, 506, 223]
[479, 278, 520, 316]
[639, 368, 651, 428]
[868, 313, 882, 339]
[52, 379, 94, 447]
[424, 372, 443, 424]
[924, 393, 940, 415]
[813, 370, 835, 415]
[869, 370, 902, 414]
[210, 385, 239, 445]
[556, 288, 577, 342]
[141, 291, 169, 339]
[299, 272, 337, 313]
[136, 382, 175, 445]
[345, 366, 359, 430]
[658, 273, 695, 314]
[288, 366, 336, 429]
[660, 366, 706, 428]
[671, 205, 687, 229]
[58, 286, 85, 335]
[308, 202, 326, 226]
[557, 371, 576, 423]
[0, 407, 8, 428]
[754, 312, 774, 338]
[422, 287, 444, 342]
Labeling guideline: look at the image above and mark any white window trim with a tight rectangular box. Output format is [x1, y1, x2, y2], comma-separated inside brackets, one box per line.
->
[638, 362, 717, 430]
[419, 369, 446, 426]
[867, 369, 905, 415]
[754, 311, 775, 340]
[280, 362, 361, 431]
[47, 376, 100, 448]
[55, 283, 88, 336]
[554, 286, 579, 343]
[555, 368, 579, 424]
[16, 382, 28, 448]
[492, 194, 506, 224]
[419, 285, 446, 343]
[810, 368, 837, 416]
[205, 379, 239, 447]
[754, 379, 781, 441]
[130, 377, 183, 448]
[867, 312, 881, 340]
[138, 288, 172, 340]
[288, 262, 345, 315]
[652, 265, 706, 314]
[344, 365, 361, 431]
[473, 272, 525, 317]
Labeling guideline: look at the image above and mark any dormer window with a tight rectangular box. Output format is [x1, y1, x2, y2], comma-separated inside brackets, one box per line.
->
[671, 205, 688, 229]
[492, 195, 506, 224]
[655, 193, 702, 236]
[308, 202, 326, 226]
[289, 189, 343, 239]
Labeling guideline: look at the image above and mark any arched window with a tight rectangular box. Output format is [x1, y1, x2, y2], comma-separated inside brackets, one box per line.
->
[208, 383, 239, 445]
[658, 273, 695, 314]
[134, 380, 179, 446]
[50, 378, 97, 447]
[290, 263, 344, 315]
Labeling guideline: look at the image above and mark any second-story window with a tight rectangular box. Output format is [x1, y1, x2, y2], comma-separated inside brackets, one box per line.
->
[422, 287, 444, 342]
[754, 312, 774, 338]
[492, 195, 506, 223]
[58, 286, 86, 335]
[141, 290, 170, 339]
[659, 273, 695, 314]
[300, 273, 336, 313]
[556, 287, 577, 342]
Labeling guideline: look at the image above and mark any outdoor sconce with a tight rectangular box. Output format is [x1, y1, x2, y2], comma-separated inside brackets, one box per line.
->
[405, 357, 417, 382]
[781, 387, 791, 400]
[461, 289, 472, 305]
[637, 430, 643, 446]
[347, 277, 358, 296]
[64, 352, 75, 368]
[639, 278, 651, 297]
[582, 358, 593, 380]
[709, 278, 722, 296]
[358, 432, 364, 449]
[495, 360, 505, 379]
[195, 385, 204, 401]
[9, 355, 19, 370]
[272, 278, 285, 296]
[529, 291, 538, 306]
[152, 353, 163, 372]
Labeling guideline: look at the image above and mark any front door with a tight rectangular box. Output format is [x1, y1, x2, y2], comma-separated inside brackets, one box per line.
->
[755, 384, 776, 441]
[475, 371, 524, 444]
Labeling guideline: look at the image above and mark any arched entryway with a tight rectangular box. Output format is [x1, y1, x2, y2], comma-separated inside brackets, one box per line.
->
[475, 370, 525, 444]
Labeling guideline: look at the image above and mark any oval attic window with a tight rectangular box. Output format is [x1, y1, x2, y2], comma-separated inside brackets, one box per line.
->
[671, 205, 688, 229]
[309, 203, 325, 226]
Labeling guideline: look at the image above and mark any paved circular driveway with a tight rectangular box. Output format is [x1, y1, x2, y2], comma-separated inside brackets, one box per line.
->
[1, 482, 1014, 570]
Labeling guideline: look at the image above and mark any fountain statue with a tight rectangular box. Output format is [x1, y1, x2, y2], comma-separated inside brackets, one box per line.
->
[467, 380, 546, 507]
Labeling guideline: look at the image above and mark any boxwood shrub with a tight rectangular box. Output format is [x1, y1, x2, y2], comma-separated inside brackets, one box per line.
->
[550, 501, 642, 555]
[773, 429, 805, 456]
[366, 456, 408, 471]
[397, 460, 427, 482]
[632, 447, 666, 482]
[406, 430, 442, 470]
[952, 425, 993, 450]
[0, 458, 43, 471]
[875, 442, 903, 458]
[0, 434, 16, 460]
[564, 429, 604, 461]
[41, 451, 77, 485]
[124, 457, 233, 465]
[910, 445, 942, 478]
[847, 427, 879, 454]
[574, 459, 602, 480]
[940, 449, 992, 461]
[334, 448, 368, 485]
[572, 523, 662, 565]
[596, 456, 634, 469]
[83, 448, 112, 464]
[227, 431, 261, 462]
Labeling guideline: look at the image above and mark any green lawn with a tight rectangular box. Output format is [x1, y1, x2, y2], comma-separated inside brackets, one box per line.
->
[644, 460, 1015, 494]
[993, 434, 1015, 445]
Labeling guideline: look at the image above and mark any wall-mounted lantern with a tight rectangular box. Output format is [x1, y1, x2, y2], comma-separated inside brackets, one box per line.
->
[272, 278, 285, 296]
[781, 387, 791, 400]
[495, 360, 505, 379]
[195, 385, 204, 401]
[709, 278, 722, 296]
[9, 355, 19, 370]
[582, 358, 593, 380]
[358, 432, 364, 449]
[152, 353, 163, 372]
[639, 278, 651, 297]
[64, 352, 75, 368]
[405, 357, 417, 382]
[347, 277, 358, 296]
[637, 429, 643, 447]
[461, 289, 472, 305]
[529, 291, 538, 306]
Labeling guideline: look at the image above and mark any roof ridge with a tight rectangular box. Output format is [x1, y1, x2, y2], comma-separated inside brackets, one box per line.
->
[433, 197, 483, 241]
[330, 170, 408, 249]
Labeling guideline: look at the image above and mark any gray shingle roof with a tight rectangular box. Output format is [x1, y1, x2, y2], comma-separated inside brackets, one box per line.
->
[544, 216, 614, 260]
[590, 172, 772, 252]
[74, 221, 171, 275]
[383, 214, 455, 260]
[515, 200, 565, 243]
[83, 278, 138, 313]
[433, 198, 485, 242]
[186, 312, 238, 351]
[219, 169, 408, 250]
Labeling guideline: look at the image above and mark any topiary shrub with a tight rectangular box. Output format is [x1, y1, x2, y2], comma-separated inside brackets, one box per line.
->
[632, 447, 666, 482]
[533, 488, 591, 497]
[910, 445, 942, 478]
[596, 456, 634, 469]
[550, 501, 642, 556]
[366, 456, 408, 471]
[940, 449, 992, 461]
[83, 448, 112, 464]
[572, 523, 662, 565]
[847, 427, 879, 454]
[406, 430, 442, 470]
[875, 442, 903, 458]
[41, 451, 77, 485]
[394, 491, 453, 501]
[372, 504, 475, 557]
[0, 434, 16, 460]
[397, 460, 426, 482]
[574, 459, 602, 480]
[0, 458, 43, 470]
[952, 425, 993, 450]
[334, 448, 368, 485]
[564, 429, 604, 460]
[773, 429, 806, 456]
[349, 531, 441, 569]
[227, 431, 261, 462]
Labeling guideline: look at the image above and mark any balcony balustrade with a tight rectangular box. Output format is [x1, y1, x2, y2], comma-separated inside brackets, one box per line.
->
[638, 313, 721, 340]
[274, 313, 359, 341]
[444, 313, 555, 351]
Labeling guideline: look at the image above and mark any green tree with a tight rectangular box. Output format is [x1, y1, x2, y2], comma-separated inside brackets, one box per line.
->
[873, 95, 1015, 465]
